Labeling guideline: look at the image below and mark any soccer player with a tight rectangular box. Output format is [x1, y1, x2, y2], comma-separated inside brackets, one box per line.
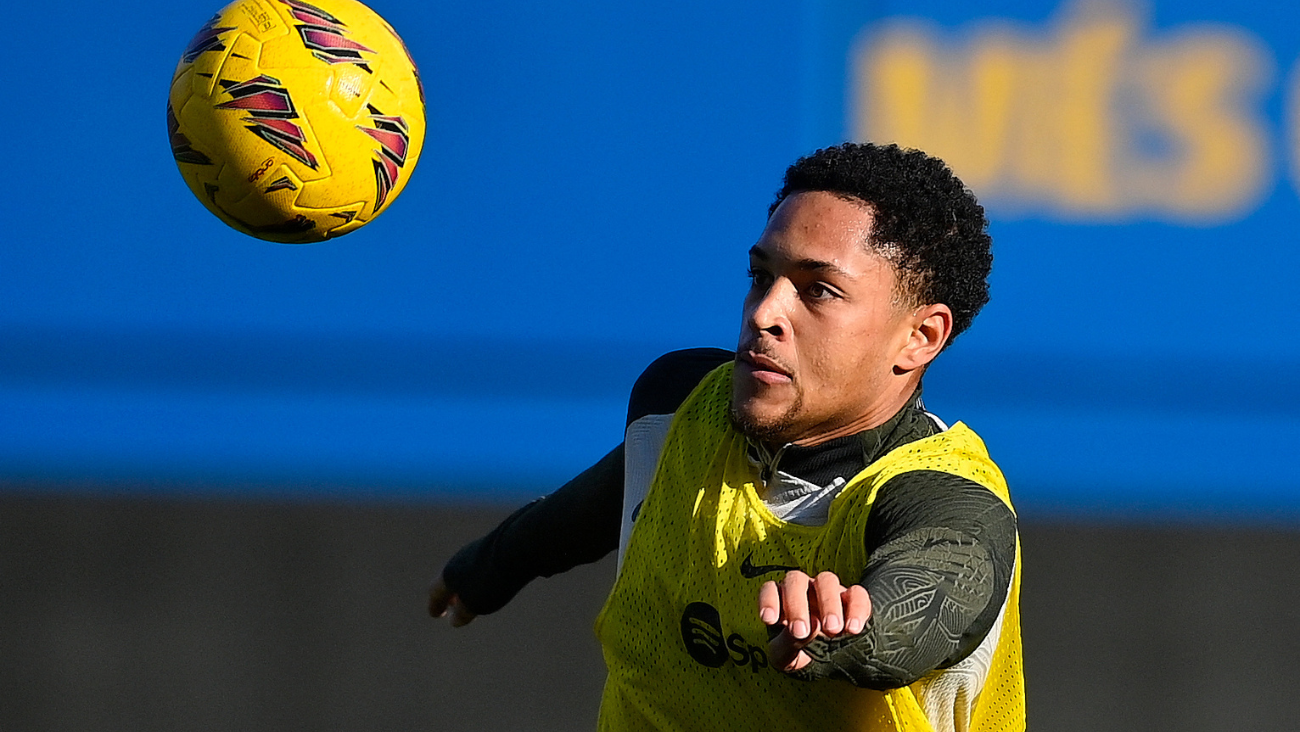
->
[429, 143, 1024, 732]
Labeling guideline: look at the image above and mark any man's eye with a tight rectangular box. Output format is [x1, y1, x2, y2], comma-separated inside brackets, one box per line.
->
[805, 282, 836, 299]
[747, 268, 773, 288]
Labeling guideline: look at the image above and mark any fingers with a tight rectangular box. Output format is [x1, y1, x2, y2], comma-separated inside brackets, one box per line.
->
[813, 572, 845, 635]
[842, 583, 871, 635]
[756, 570, 870, 639]
[758, 580, 780, 625]
[428, 576, 453, 617]
[780, 571, 813, 640]
[760, 569, 871, 674]
[428, 576, 478, 627]
[761, 572, 813, 672]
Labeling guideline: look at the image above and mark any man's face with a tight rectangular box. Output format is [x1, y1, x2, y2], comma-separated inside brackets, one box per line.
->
[731, 191, 914, 446]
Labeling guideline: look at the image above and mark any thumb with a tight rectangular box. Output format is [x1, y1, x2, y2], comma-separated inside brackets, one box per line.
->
[428, 576, 455, 617]
[768, 615, 819, 672]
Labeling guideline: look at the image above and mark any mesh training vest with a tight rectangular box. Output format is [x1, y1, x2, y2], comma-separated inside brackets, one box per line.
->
[594, 364, 1025, 732]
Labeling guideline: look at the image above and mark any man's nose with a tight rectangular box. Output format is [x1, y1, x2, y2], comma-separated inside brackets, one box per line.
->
[747, 280, 794, 339]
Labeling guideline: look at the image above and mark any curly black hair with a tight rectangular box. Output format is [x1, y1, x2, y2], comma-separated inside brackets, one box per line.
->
[770, 142, 992, 344]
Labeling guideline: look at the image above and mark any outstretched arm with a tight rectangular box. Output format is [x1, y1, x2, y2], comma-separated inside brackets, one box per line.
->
[759, 471, 1017, 688]
[429, 347, 733, 626]
[429, 443, 625, 624]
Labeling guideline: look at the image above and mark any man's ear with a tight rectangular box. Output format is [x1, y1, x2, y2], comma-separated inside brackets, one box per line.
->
[895, 303, 953, 373]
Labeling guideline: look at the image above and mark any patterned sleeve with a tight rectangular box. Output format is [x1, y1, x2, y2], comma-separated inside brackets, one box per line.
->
[789, 470, 1017, 689]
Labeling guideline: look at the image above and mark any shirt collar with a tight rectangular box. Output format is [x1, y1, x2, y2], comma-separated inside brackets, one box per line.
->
[747, 389, 937, 488]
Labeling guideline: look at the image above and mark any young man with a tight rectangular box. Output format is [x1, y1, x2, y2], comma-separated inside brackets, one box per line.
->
[430, 143, 1024, 732]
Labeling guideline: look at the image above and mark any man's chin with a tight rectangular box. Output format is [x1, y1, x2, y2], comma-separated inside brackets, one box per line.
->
[729, 404, 797, 445]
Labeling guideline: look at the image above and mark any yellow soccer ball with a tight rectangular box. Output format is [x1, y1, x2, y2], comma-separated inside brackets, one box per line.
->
[167, 0, 426, 243]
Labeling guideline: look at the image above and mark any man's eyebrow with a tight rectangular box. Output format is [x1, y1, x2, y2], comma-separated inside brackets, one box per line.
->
[748, 245, 851, 277]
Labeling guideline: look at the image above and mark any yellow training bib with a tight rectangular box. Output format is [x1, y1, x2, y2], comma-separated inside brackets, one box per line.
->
[594, 364, 1024, 732]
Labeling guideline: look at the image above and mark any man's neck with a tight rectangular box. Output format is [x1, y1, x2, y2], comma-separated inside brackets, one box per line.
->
[789, 378, 922, 448]
[750, 388, 936, 489]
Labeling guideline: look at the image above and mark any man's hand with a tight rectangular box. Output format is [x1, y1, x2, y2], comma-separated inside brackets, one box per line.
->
[758, 570, 871, 672]
[428, 575, 478, 627]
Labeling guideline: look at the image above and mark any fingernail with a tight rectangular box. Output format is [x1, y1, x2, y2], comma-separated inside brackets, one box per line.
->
[793, 620, 808, 639]
[825, 615, 842, 633]
[760, 609, 776, 624]
[847, 618, 863, 634]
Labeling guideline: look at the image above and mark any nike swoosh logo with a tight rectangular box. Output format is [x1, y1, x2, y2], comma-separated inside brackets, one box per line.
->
[739, 553, 800, 579]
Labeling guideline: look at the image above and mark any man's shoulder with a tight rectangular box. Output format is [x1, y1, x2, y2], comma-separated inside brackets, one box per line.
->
[626, 348, 734, 426]
[873, 423, 1013, 510]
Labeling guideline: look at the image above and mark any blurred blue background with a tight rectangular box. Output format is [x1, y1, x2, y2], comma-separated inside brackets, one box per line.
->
[2, 0, 1297, 519]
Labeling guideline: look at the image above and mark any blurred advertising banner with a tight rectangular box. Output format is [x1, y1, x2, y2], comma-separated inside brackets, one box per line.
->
[806, 0, 1300, 519]
[1, 0, 1295, 518]
[845, 2, 1274, 224]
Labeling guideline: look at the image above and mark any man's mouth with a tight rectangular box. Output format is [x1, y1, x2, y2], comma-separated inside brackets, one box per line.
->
[738, 349, 793, 385]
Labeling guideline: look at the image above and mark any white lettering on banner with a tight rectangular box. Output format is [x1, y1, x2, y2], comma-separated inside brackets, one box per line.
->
[850, 1, 1273, 225]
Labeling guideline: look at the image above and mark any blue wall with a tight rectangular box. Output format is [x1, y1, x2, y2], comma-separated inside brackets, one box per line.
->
[2, 0, 1296, 518]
